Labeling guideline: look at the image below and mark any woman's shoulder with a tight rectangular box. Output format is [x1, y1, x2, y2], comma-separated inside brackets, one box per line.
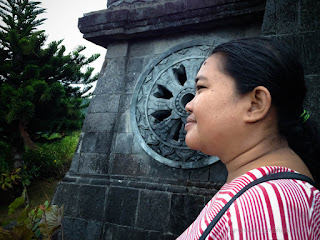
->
[232, 166, 320, 207]
[223, 166, 320, 239]
[223, 166, 320, 225]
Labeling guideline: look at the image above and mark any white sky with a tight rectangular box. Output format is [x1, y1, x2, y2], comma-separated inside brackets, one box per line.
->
[38, 0, 108, 88]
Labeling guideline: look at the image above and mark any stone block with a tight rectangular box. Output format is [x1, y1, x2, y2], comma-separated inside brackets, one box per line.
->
[94, 57, 126, 95]
[299, 32, 320, 76]
[80, 132, 100, 153]
[119, 94, 132, 112]
[111, 153, 151, 176]
[91, 178, 110, 186]
[262, 0, 299, 35]
[274, 0, 299, 35]
[96, 132, 113, 154]
[114, 133, 134, 153]
[107, 0, 121, 7]
[81, 132, 113, 154]
[102, 223, 173, 240]
[261, 0, 276, 34]
[169, 194, 205, 235]
[105, 187, 139, 226]
[136, 190, 171, 231]
[185, 0, 223, 11]
[116, 110, 132, 133]
[189, 167, 210, 182]
[263, 0, 320, 34]
[77, 185, 108, 221]
[205, 195, 214, 205]
[274, 32, 320, 76]
[107, 8, 129, 22]
[209, 161, 228, 183]
[79, 10, 107, 27]
[61, 217, 102, 240]
[103, 224, 147, 240]
[99, 54, 109, 77]
[129, 41, 155, 57]
[52, 183, 79, 217]
[300, 0, 320, 32]
[80, 0, 265, 47]
[88, 94, 121, 113]
[68, 153, 80, 174]
[152, 36, 190, 55]
[78, 153, 109, 174]
[107, 41, 129, 58]
[82, 113, 117, 133]
[147, 157, 191, 180]
[305, 74, 320, 128]
[163, 0, 186, 15]
[126, 56, 148, 93]
[162, 233, 178, 240]
[132, 135, 143, 153]
[79, 9, 129, 29]
[128, 3, 167, 22]
[74, 133, 84, 154]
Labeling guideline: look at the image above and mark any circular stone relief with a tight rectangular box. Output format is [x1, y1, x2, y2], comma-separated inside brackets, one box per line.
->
[131, 42, 220, 168]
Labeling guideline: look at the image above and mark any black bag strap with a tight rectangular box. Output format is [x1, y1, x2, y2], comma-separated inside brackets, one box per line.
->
[199, 172, 316, 240]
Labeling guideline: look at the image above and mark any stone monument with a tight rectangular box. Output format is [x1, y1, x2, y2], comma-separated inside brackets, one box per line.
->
[52, 0, 320, 239]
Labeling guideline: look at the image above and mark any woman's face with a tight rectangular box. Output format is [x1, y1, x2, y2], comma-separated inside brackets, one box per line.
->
[184, 54, 246, 156]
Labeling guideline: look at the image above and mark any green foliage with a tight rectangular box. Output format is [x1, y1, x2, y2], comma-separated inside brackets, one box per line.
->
[20, 165, 39, 187]
[8, 187, 26, 215]
[39, 205, 64, 239]
[23, 132, 80, 179]
[0, 188, 64, 240]
[0, 0, 99, 167]
[0, 168, 21, 191]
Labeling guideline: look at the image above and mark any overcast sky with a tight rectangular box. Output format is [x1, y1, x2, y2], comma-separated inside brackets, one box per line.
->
[38, 0, 108, 79]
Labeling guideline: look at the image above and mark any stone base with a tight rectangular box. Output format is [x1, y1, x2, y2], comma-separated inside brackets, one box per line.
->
[52, 171, 224, 240]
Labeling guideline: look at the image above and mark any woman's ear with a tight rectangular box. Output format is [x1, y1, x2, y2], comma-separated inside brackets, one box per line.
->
[245, 86, 272, 123]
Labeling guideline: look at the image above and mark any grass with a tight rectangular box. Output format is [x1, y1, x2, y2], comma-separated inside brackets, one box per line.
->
[0, 178, 61, 225]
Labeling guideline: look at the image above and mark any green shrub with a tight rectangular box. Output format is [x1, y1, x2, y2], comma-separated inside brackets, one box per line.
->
[23, 131, 80, 180]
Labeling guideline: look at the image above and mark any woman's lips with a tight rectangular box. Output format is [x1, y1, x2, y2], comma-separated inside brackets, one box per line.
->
[185, 116, 196, 130]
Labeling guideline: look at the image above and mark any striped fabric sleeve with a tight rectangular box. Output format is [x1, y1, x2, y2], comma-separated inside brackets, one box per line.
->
[310, 193, 320, 240]
[225, 180, 320, 240]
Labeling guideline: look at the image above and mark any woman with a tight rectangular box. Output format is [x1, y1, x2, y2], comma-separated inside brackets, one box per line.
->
[178, 37, 320, 240]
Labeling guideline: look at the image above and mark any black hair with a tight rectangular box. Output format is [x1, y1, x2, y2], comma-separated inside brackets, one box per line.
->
[211, 37, 320, 184]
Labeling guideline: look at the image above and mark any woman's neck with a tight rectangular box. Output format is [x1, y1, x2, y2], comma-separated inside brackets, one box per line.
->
[222, 135, 313, 183]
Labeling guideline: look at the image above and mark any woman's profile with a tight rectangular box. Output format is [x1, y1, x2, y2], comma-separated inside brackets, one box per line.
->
[177, 37, 320, 240]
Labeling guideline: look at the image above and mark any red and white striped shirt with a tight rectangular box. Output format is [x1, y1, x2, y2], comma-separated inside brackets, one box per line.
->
[177, 166, 320, 240]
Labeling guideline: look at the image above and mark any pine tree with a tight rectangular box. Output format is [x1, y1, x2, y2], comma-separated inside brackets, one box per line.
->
[0, 0, 99, 166]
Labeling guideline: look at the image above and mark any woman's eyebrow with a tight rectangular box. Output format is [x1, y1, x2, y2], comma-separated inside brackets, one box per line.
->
[195, 76, 207, 84]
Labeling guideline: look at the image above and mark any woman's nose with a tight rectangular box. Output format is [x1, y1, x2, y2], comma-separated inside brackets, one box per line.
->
[185, 98, 194, 114]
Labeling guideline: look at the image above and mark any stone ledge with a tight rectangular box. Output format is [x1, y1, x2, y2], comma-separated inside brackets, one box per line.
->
[102, 222, 176, 239]
[78, 0, 266, 48]
[61, 173, 222, 196]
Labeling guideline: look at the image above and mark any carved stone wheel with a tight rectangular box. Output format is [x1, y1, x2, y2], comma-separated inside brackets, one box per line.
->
[131, 42, 220, 168]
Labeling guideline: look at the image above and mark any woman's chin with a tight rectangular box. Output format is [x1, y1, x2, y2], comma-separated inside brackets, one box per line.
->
[185, 139, 214, 156]
[185, 138, 201, 151]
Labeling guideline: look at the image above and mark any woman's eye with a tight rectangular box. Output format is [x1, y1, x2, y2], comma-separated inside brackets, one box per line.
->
[196, 85, 205, 91]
